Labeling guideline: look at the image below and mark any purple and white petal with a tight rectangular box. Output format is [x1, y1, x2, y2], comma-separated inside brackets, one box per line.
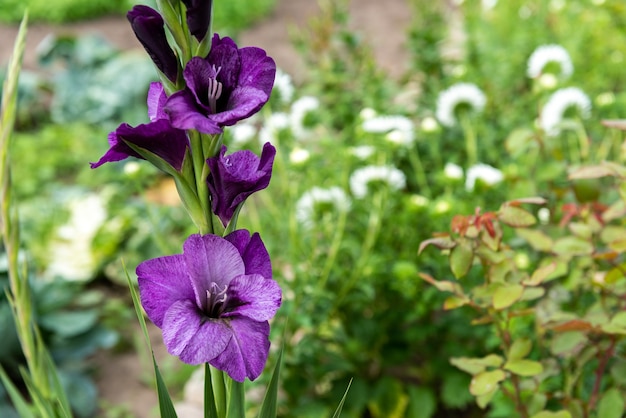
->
[137, 254, 195, 327]
[222, 274, 281, 321]
[166, 91, 223, 134]
[162, 299, 232, 363]
[209, 318, 270, 382]
[147, 82, 168, 121]
[224, 230, 272, 279]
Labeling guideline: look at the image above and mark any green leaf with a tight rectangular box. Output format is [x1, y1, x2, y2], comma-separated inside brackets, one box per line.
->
[449, 240, 473, 279]
[469, 369, 505, 396]
[38, 309, 99, 337]
[0, 365, 35, 418]
[204, 364, 218, 418]
[492, 284, 524, 310]
[125, 262, 177, 418]
[508, 338, 532, 360]
[450, 355, 503, 375]
[257, 347, 283, 418]
[331, 378, 353, 418]
[553, 236, 593, 257]
[405, 386, 436, 418]
[550, 332, 587, 356]
[523, 262, 557, 286]
[153, 355, 178, 418]
[504, 359, 543, 376]
[530, 411, 572, 418]
[515, 228, 554, 252]
[597, 388, 624, 418]
[475, 386, 499, 409]
[226, 379, 245, 418]
[498, 205, 536, 227]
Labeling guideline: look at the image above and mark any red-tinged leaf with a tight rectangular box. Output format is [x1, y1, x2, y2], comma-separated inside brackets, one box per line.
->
[509, 197, 548, 205]
[602, 119, 626, 130]
[449, 240, 474, 279]
[568, 164, 617, 180]
[550, 320, 594, 332]
[498, 205, 536, 227]
[418, 236, 456, 254]
[418, 273, 462, 293]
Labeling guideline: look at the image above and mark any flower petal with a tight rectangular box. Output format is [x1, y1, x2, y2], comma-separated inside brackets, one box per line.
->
[207, 34, 241, 93]
[224, 230, 272, 280]
[137, 254, 195, 327]
[209, 318, 270, 382]
[238, 46, 276, 97]
[223, 274, 281, 321]
[147, 82, 168, 122]
[162, 299, 232, 363]
[183, 234, 245, 306]
[165, 90, 223, 134]
[210, 86, 270, 126]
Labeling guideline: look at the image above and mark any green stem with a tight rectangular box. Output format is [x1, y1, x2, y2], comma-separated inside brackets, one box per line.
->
[318, 205, 348, 290]
[408, 146, 432, 197]
[459, 112, 478, 166]
[335, 189, 386, 305]
[189, 130, 212, 234]
[211, 368, 227, 418]
[204, 364, 218, 418]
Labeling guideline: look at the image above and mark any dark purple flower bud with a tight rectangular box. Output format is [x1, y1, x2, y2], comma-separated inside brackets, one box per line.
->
[90, 120, 189, 171]
[91, 83, 188, 170]
[207, 143, 276, 226]
[165, 34, 276, 134]
[182, 0, 212, 41]
[127, 5, 179, 82]
[137, 232, 281, 381]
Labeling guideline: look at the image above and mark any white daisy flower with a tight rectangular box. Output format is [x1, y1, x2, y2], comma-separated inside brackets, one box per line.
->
[359, 107, 378, 120]
[420, 116, 440, 132]
[349, 165, 407, 198]
[350, 145, 376, 160]
[273, 68, 295, 104]
[230, 122, 257, 146]
[290, 96, 320, 140]
[540, 87, 591, 136]
[465, 163, 504, 191]
[46, 193, 107, 282]
[362, 115, 415, 146]
[444, 162, 464, 180]
[527, 44, 573, 79]
[436, 83, 487, 128]
[295, 186, 351, 228]
[258, 112, 289, 145]
[289, 147, 310, 165]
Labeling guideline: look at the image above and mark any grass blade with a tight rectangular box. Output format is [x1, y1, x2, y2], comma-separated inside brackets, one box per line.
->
[330, 378, 353, 418]
[204, 364, 218, 418]
[0, 365, 35, 418]
[125, 261, 178, 418]
[257, 346, 283, 418]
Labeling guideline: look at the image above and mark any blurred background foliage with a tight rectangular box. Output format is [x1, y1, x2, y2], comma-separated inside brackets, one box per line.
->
[2, 0, 626, 416]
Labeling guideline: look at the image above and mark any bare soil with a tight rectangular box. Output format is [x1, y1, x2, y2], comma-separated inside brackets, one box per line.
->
[0, 0, 413, 416]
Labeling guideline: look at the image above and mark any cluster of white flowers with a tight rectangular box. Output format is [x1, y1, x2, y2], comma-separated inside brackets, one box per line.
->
[273, 68, 295, 104]
[465, 163, 504, 191]
[527, 44, 573, 79]
[230, 122, 258, 146]
[46, 193, 107, 282]
[290, 96, 320, 140]
[436, 83, 487, 128]
[349, 165, 407, 198]
[361, 115, 415, 147]
[350, 145, 376, 160]
[444, 162, 464, 180]
[540, 87, 591, 136]
[258, 112, 289, 144]
[295, 186, 351, 228]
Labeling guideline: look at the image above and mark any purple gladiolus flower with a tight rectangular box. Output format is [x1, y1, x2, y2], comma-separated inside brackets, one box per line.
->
[182, 0, 212, 41]
[137, 231, 281, 382]
[207, 142, 276, 226]
[91, 83, 188, 170]
[127, 5, 179, 82]
[165, 34, 276, 134]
